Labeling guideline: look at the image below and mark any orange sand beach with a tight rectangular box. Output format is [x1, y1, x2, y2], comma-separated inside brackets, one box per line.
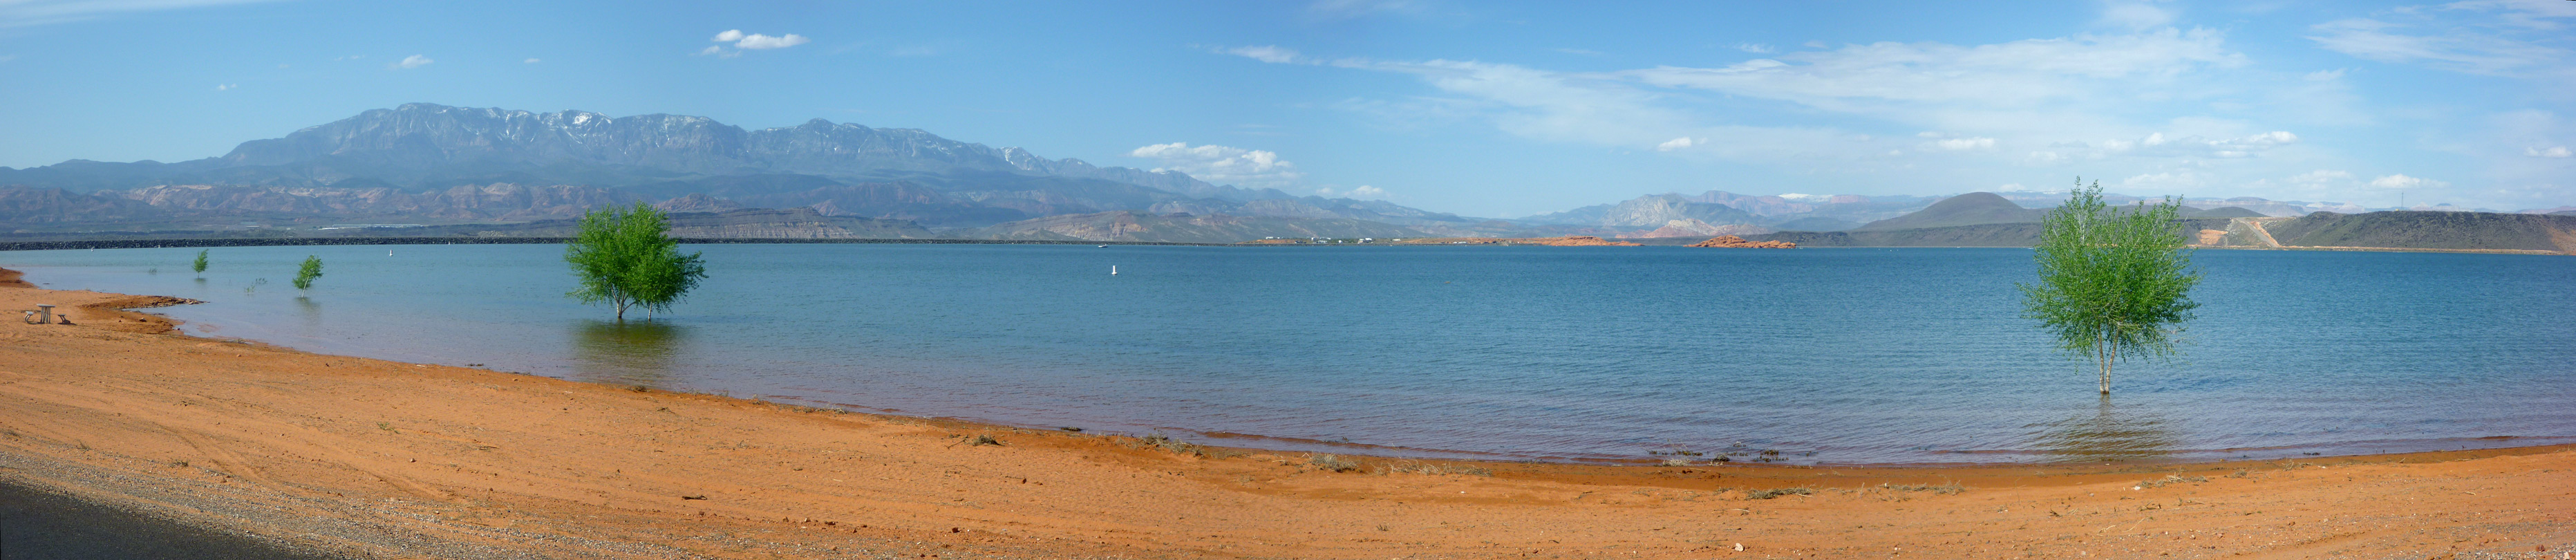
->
[1, 268, 2570, 559]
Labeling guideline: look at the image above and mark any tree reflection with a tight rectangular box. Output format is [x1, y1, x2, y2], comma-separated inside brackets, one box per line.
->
[571, 319, 688, 389]
[294, 296, 322, 331]
[2027, 395, 2180, 463]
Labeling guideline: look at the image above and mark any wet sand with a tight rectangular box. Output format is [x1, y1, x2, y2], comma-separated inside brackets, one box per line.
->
[0, 274, 2570, 559]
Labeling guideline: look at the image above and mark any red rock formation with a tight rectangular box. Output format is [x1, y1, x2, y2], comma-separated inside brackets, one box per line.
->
[1685, 235, 1796, 248]
[1532, 236, 1644, 247]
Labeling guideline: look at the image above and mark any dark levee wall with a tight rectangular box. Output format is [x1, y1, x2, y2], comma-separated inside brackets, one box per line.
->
[0, 479, 348, 560]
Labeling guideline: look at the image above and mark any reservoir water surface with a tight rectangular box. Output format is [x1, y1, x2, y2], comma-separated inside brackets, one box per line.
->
[10, 244, 2571, 464]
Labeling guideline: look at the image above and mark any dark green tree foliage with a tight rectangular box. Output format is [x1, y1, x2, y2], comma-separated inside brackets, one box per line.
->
[191, 249, 209, 276]
[2019, 180, 2202, 394]
[292, 255, 322, 290]
[566, 202, 707, 321]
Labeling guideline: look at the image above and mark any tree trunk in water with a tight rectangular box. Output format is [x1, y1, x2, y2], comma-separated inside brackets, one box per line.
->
[2098, 337, 2114, 394]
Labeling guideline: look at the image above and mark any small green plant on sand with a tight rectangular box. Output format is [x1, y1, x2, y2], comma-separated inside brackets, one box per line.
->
[292, 256, 323, 290]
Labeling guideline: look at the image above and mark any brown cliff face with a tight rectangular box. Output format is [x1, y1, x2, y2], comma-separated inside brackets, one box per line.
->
[1686, 235, 1796, 248]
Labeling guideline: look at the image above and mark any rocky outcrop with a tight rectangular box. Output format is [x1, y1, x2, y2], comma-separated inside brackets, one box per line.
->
[1685, 235, 1796, 248]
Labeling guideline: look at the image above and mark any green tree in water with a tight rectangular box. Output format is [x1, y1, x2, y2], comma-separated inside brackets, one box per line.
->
[191, 249, 209, 277]
[292, 255, 323, 290]
[2019, 179, 2203, 394]
[565, 203, 707, 321]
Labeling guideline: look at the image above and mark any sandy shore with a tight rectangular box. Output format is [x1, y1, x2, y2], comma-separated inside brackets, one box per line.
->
[1, 272, 2570, 559]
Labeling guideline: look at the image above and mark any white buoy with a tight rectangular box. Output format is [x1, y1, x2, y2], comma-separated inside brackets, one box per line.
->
[1111, 265, 1118, 275]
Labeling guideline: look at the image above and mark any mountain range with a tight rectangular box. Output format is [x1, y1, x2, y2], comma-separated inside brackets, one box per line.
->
[1, 103, 2566, 248]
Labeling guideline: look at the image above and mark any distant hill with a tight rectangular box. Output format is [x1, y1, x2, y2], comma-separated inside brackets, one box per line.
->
[1769, 216, 1863, 232]
[2267, 211, 2576, 252]
[1757, 209, 2575, 254]
[1852, 192, 2043, 231]
[1749, 223, 2042, 247]
[381, 207, 936, 239]
[1519, 194, 1758, 229]
[963, 211, 1427, 243]
[2182, 207, 2266, 218]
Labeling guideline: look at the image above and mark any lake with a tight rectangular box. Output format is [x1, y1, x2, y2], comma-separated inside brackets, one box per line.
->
[8, 243, 2572, 465]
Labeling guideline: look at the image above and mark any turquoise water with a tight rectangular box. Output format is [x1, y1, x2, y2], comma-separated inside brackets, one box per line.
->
[9, 244, 2573, 464]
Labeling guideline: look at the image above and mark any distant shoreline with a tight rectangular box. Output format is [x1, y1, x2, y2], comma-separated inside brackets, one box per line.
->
[6, 236, 2564, 255]
[0, 236, 1237, 252]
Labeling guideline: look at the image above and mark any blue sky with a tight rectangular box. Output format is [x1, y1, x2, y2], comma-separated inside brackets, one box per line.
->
[1, 1, 2570, 216]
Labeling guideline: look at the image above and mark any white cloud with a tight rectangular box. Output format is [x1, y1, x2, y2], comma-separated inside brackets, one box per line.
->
[214, 83, 235, 91]
[1930, 137, 1997, 151]
[735, 33, 809, 50]
[1316, 185, 1392, 199]
[332, 55, 364, 61]
[2289, 169, 2356, 186]
[523, 57, 541, 64]
[2528, 145, 2573, 158]
[2369, 174, 2446, 189]
[1655, 137, 1697, 151]
[702, 29, 809, 57]
[1227, 45, 1301, 64]
[2092, 130, 2297, 158]
[1324, 185, 1389, 198]
[2306, 2, 2574, 78]
[1621, 28, 2243, 109]
[1733, 43, 1774, 54]
[0, 0, 288, 28]
[2098, 1, 2177, 30]
[1129, 142, 1307, 188]
[388, 55, 432, 69]
[2119, 170, 2208, 193]
[1306, 0, 1427, 19]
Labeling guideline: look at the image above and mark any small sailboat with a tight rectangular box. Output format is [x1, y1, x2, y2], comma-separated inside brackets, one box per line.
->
[1097, 245, 1107, 248]
[1110, 265, 1118, 275]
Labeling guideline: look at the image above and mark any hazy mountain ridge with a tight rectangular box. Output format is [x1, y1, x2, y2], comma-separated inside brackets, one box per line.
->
[0, 104, 1472, 241]
[1731, 192, 2572, 254]
[964, 210, 1428, 243]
